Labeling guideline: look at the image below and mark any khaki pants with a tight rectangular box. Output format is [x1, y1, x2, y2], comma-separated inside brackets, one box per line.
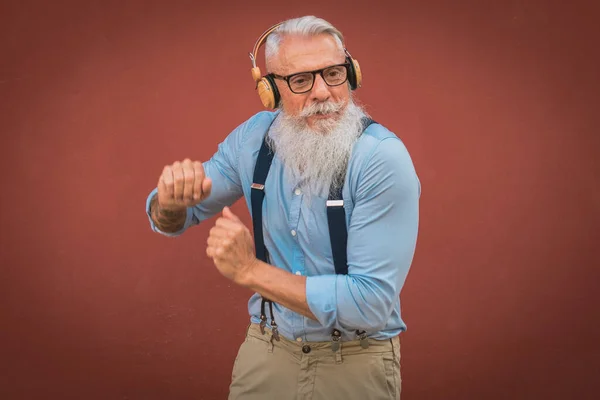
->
[228, 323, 401, 400]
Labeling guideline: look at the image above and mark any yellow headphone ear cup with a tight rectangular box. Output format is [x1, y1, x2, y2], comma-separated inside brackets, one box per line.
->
[352, 58, 362, 89]
[249, 22, 284, 109]
[257, 78, 277, 109]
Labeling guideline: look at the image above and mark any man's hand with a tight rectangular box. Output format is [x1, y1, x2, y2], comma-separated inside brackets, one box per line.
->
[206, 207, 258, 284]
[157, 158, 212, 211]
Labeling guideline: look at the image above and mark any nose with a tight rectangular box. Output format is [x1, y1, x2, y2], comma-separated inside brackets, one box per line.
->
[310, 73, 331, 102]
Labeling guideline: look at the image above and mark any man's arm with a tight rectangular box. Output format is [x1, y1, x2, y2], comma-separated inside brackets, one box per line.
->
[205, 207, 318, 320]
[240, 260, 317, 320]
[304, 137, 421, 332]
[145, 117, 258, 236]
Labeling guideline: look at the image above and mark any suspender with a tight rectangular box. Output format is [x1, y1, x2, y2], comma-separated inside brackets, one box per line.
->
[251, 138, 275, 265]
[325, 117, 375, 274]
[250, 116, 376, 346]
[326, 181, 350, 275]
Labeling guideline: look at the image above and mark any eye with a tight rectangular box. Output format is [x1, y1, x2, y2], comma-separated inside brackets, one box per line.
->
[290, 73, 312, 87]
[325, 69, 342, 78]
[323, 66, 347, 84]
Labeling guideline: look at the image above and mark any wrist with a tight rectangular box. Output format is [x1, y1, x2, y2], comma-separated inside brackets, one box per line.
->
[156, 200, 187, 216]
[149, 195, 188, 233]
[159, 205, 187, 217]
[235, 257, 261, 288]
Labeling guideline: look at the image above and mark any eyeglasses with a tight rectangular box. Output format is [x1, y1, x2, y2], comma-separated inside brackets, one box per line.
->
[269, 63, 351, 94]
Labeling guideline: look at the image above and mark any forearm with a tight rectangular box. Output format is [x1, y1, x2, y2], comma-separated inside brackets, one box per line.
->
[239, 260, 317, 321]
[149, 194, 187, 233]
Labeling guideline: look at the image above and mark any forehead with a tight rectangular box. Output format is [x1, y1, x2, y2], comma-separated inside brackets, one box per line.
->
[272, 34, 345, 74]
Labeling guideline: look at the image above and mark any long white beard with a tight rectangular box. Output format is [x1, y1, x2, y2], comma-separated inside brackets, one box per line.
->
[266, 97, 368, 199]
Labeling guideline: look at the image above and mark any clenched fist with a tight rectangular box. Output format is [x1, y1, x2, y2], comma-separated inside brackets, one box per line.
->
[157, 158, 212, 211]
[206, 206, 257, 284]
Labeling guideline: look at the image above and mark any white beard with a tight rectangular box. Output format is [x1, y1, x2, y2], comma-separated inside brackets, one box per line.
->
[266, 97, 368, 199]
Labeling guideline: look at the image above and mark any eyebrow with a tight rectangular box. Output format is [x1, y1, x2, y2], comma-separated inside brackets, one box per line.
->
[271, 61, 348, 77]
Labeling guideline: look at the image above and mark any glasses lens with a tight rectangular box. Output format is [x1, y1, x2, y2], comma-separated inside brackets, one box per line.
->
[323, 65, 348, 85]
[289, 73, 314, 93]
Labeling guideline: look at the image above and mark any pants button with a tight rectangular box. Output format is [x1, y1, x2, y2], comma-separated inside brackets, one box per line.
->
[302, 345, 311, 354]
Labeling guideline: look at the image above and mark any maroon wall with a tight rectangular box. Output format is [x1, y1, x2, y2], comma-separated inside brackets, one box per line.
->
[1, 1, 598, 399]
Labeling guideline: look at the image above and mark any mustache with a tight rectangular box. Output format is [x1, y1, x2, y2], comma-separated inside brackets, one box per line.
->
[299, 100, 345, 117]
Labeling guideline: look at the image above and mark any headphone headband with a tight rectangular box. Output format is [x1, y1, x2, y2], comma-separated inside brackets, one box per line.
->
[249, 22, 283, 69]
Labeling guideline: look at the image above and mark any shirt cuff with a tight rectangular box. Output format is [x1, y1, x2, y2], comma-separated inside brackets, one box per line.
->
[145, 188, 193, 237]
[305, 274, 339, 329]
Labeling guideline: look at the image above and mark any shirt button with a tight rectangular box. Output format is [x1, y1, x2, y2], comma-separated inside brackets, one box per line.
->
[291, 230, 297, 236]
[295, 188, 302, 195]
[295, 271, 302, 276]
[302, 345, 311, 354]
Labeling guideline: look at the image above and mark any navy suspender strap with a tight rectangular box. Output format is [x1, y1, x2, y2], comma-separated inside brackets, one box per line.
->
[325, 117, 375, 275]
[250, 128, 280, 341]
[250, 116, 376, 345]
[251, 138, 275, 264]
[326, 180, 349, 275]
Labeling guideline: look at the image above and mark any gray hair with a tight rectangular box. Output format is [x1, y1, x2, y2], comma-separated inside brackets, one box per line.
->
[265, 16, 345, 69]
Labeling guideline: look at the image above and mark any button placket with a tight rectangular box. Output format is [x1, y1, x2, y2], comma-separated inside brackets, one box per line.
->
[287, 183, 306, 343]
[289, 186, 301, 240]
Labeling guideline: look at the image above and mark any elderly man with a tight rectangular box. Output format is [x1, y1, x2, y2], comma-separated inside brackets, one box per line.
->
[145, 15, 420, 400]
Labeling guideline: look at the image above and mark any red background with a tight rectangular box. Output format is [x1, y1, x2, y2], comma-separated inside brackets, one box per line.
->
[1, 1, 599, 399]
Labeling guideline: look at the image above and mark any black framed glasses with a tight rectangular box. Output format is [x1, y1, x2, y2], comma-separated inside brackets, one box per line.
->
[269, 63, 351, 94]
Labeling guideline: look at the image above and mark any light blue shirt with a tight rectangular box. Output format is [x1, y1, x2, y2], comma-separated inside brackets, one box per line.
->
[145, 110, 421, 342]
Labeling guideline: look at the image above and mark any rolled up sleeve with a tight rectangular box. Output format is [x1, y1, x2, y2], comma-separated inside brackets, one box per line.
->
[306, 137, 420, 332]
[145, 187, 195, 237]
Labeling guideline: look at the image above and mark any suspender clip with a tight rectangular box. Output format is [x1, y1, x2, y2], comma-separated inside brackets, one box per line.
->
[259, 298, 267, 334]
[270, 321, 280, 342]
[330, 329, 342, 352]
[259, 315, 267, 334]
[268, 300, 280, 341]
[356, 329, 369, 349]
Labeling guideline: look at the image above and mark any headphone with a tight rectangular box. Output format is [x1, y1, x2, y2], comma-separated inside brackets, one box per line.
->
[248, 22, 363, 109]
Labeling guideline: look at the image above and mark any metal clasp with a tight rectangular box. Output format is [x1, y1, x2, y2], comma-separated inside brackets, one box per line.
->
[356, 330, 369, 349]
[270, 321, 280, 343]
[330, 329, 342, 352]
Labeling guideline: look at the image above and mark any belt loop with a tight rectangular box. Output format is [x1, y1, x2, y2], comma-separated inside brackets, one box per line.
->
[267, 329, 275, 353]
[335, 343, 342, 364]
[331, 329, 343, 364]
[268, 337, 274, 353]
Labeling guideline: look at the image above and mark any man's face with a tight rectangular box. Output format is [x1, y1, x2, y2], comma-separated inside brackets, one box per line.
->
[268, 34, 351, 130]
